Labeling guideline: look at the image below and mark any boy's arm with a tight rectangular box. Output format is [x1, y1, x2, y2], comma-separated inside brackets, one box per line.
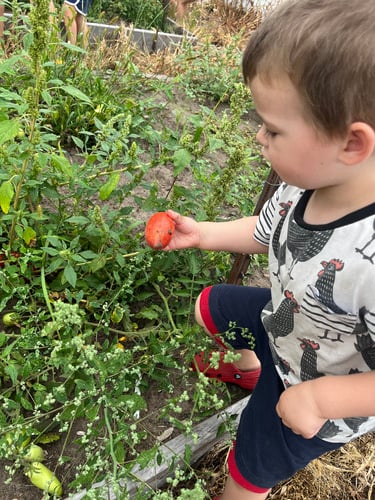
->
[276, 371, 375, 439]
[198, 216, 269, 254]
[164, 210, 269, 255]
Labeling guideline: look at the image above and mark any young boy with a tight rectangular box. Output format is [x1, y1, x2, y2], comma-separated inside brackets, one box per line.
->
[162, 0, 375, 498]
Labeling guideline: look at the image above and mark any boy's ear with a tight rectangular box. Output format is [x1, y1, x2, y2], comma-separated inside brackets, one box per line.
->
[339, 122, 375, 165]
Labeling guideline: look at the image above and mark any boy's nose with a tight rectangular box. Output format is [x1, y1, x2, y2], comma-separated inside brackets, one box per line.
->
[256, 125, 267, 147]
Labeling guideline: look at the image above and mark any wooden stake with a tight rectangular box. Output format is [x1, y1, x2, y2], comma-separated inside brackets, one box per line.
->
[227, 169, 280, 285]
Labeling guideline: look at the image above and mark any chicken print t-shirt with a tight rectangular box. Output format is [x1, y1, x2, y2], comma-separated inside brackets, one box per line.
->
[254, 183, 375, 443]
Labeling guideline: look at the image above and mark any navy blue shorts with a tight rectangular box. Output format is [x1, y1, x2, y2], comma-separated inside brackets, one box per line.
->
[64, 0, 92, 16]
[199, 284, 344, 490]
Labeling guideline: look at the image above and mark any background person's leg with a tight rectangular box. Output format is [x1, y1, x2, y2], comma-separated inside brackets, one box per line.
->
[63, 3, 78, 44]
[0, 3, 4, 39]
[75, 12, 88, 47]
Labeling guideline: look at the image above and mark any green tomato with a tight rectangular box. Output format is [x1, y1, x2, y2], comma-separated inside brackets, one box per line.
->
[2, 312, 20, 326]
[111, 305, 124, 324]
[22, 444, 45, 462]
[25, 462, 62, 497]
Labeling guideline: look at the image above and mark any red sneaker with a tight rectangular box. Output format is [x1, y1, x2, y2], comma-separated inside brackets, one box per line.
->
[193, 351, 261, 391]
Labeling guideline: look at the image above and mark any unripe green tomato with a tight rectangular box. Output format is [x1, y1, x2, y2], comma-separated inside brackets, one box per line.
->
[22, 444, 45, 462]
[111, 305, 124, 324]
[2, 312, 20, 326]
[25, 462, 63, 497]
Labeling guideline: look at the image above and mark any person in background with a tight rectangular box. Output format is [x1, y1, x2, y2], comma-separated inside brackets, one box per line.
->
[0, 2, 4, 39]
[169, 0, 196, 21]
[0, 1, 57, 41]
[160, 0, 375, 498]
[62, 0, 92, 46]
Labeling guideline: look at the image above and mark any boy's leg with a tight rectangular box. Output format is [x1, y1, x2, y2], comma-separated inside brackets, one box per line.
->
[195, 293, 261, 372]
[194, 284, 345, 497]
[219, 475, 270, 500]
[194, 285, 270, 378]
[195, 284, 273, 497]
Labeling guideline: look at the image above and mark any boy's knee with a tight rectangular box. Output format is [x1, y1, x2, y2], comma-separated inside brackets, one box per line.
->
[194, 292, 204, 327]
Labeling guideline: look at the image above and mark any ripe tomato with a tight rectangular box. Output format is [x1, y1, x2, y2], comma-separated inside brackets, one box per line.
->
[145, 212, 175, 249]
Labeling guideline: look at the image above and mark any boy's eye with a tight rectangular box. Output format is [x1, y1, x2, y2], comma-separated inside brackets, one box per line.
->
[264, 127, 277, 138]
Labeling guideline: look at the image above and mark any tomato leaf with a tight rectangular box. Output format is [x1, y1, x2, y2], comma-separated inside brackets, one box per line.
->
[5, 363, 18, 385]
[62, 85, 92, 105]
[35, 433, 60, 444]
[22, 226, 36, 245]
[51, 153, 74, 177]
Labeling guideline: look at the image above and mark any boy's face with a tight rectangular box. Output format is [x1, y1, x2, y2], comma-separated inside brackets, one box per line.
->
[250, 75, 344, 190]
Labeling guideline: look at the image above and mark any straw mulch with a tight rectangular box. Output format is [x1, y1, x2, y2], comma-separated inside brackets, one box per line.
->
[195, 433, 375, 499]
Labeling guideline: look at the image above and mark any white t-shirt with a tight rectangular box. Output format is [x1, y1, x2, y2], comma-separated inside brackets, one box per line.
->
[254, 183, 375, 443]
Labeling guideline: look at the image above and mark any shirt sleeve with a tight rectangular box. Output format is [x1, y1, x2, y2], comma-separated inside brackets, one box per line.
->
[254, 183, 285, 246]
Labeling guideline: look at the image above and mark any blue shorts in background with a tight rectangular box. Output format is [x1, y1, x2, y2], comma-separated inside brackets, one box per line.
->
[64, 0, 92, 16]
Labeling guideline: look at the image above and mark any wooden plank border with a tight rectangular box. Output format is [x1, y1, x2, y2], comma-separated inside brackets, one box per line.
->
[69, 396, 250, 499]
[88, 22, 196, 52]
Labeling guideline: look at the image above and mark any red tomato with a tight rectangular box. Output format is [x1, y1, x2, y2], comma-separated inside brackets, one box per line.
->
[145, 212, 175, 249]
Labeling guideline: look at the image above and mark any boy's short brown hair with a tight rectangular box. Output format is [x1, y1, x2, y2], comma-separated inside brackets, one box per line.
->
[242, 0, 375, 138]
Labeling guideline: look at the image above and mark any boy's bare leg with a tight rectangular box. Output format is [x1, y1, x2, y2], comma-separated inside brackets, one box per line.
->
[220, 475, 270, 500]
[194, 296, 261, 371]
[234, 348, 261, 371]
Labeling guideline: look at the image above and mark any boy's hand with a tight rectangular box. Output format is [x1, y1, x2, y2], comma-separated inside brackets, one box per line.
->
[275, 381, 327, 439]
[162, 210, 200, 250]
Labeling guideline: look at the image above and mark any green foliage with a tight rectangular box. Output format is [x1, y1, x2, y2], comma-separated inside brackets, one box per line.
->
[90, 0, 167, 30]
[0, 2, 268, 497]
[174, 37, 244, 102]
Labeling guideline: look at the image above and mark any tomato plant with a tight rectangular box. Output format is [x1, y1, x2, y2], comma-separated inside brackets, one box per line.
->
[0, 1, 268, 498]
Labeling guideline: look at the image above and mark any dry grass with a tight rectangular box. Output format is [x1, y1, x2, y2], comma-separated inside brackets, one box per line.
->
[195, 433, 375, 499]
[84, 0, 267, 76]
[188, 0, 262, 48]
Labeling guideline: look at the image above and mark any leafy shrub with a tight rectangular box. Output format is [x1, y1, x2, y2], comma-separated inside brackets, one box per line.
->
[90, 0, 167, 30]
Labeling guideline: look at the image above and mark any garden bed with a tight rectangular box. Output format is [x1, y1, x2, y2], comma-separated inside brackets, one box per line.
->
[0, 2, 374, 499]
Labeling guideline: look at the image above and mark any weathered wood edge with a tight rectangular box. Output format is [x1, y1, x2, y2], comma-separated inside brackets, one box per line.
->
[68, 395, 250, 499]
[88, 22, 196, 52]
[3, 13, 196, 53]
